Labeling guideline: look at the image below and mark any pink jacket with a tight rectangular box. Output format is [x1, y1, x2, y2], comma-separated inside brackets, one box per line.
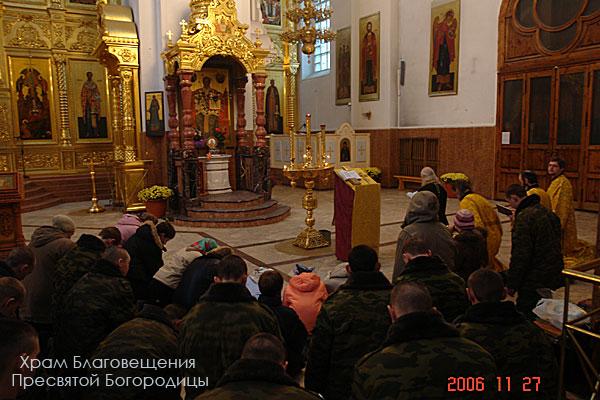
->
[283, 272, 328, 333]
[115, 214, 141, 244]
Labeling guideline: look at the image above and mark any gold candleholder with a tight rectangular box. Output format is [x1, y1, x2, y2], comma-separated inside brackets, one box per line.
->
[88, 159, 105, 214]
[283, 114, 332, 249]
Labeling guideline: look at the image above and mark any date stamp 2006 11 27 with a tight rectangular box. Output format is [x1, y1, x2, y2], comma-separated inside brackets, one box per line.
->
[447, 377, 541, 393]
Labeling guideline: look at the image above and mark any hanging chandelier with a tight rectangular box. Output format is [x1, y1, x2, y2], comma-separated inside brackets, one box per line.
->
[281, 0, 336, 55]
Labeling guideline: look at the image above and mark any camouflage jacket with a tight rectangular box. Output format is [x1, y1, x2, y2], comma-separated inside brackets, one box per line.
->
[352, 311, 497, 400]
[178, 283, 281, 398]
[52, 234, 106, 324]
[508, 194, 564, 292]
[195, 359, 320, 400]
[455, 301, 558, 399]
[53, 258, 135, 359]
[305, 271, 392, 400]
[396, 256, 469, 322]
[83, 305, 179, 400]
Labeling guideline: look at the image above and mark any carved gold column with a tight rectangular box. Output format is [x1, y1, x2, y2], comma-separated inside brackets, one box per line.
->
[253, 73, 268, 148]
[120, 68, 137, 162]
[110, 75, 124, 161]
[53, 54, 72, 147]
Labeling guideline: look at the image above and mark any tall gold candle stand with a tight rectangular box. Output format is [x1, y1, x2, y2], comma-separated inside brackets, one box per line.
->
[88, 159, 105, 214]
[283, 114, 333, 249]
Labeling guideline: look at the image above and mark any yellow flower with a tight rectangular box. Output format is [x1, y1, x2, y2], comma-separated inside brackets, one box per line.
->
[138, 185, 174, 201]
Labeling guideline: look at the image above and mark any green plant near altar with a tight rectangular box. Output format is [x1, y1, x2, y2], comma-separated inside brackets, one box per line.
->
[440, 172, 470, 184]
[363, 167, 382, 182]
[138, 185, 174, 202]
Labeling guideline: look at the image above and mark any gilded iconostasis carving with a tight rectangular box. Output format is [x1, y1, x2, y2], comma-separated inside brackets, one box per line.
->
[0, 0, 115, 174]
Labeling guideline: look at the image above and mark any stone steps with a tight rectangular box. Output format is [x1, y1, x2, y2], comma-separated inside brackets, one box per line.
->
[188, 199, 280, 219]
[22, 174, 113, 212]
[22, 182, 63, 213]
[175, 190, 291, 228]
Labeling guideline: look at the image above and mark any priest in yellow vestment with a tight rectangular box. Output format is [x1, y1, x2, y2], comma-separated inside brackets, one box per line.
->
[546, 158, 593, 264]
[519, 170, 551, 209]
[456, 180, 505, 271]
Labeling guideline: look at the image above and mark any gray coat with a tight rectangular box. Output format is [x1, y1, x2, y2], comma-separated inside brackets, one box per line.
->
[392, 192, 456, 282]
[21, 226, 75, 324]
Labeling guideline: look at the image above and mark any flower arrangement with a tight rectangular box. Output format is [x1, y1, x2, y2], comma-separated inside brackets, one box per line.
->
[363, 167, 382, 183]
[440, 172, 470, 184]
[214, 127, 225, 146]
[138, 185, 174, 202]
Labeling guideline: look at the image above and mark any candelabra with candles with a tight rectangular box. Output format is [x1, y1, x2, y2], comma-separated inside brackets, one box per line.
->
[283, 113, 332, 249]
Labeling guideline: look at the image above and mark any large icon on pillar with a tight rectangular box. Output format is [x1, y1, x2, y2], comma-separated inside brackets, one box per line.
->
[9, 56, 57, 142]
[192, 68, 233, 147]
[68, 60, 111, 142]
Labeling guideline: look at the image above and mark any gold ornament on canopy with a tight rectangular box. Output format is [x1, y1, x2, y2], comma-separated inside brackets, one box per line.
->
[281, 0, 336, 55]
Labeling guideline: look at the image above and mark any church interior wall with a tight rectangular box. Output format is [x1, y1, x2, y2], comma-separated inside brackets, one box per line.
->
[299, 0, 351, 130]
[397, 0, 502, 127]
[297, 0, 502, 196]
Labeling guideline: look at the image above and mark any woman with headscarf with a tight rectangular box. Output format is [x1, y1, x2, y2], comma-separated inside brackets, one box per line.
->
[417, 166, 448, 225]
[455, 179, 504, 272]
[147, 238, 219, 306]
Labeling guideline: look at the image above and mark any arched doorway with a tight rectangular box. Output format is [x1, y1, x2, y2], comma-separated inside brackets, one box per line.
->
[496, 0, 600, 209]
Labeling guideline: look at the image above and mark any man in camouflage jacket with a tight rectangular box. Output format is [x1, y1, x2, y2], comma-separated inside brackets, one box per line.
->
[505, 185, 564, 318]
[84, 304, 180, 400]
[178, 255, 280, 399]
[456, 269, 558, 399]
[52, 234, 106, 324]
[305, 245, 392, 400]
[352, 282, 497, 400]
[53, 247, 135, 360]
[196, 333, 320, 400]
[395, 238, 469, 322]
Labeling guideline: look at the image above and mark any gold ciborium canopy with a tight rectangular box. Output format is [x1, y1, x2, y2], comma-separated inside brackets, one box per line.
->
[283, 114, 332, 249]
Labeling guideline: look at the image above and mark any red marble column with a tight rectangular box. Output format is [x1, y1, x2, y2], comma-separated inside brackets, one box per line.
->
[253, 73, 267, 148]
[235, 76, 250, 148]
[164, 74, 180, 151]
[178, 70, 195, 152]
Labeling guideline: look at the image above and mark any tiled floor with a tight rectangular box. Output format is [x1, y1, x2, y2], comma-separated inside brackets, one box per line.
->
[22, 185, 597, 303]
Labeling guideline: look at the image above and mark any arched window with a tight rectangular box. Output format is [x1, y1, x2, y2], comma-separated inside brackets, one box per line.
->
[496, 0, 600, 209]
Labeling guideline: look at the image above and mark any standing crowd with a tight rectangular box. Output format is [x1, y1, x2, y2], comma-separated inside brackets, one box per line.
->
[0, 157, 581, 399]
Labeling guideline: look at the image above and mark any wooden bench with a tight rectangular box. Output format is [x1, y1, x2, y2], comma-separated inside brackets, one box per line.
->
[394, 175, 421, 190]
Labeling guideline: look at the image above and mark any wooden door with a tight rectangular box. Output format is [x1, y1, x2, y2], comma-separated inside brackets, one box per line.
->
[582, 65, 600, 209]
[554, 66, 588, 203]
[523, 71, 555, 191]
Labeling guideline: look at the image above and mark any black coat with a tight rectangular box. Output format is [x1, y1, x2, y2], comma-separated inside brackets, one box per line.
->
[418, 182, 448, 225]
[452, 228, 489, 281]
[124, 223, 164, 301]
[173, 254, 223, 310]
[259, 294, 308, 377]
[0, 261, 15, 278]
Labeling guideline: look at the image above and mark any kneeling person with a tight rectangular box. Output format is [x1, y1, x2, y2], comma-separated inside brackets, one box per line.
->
[456, 269, 558, 399]
[352, 282, 496, 400]
[196, 333, 320, 399]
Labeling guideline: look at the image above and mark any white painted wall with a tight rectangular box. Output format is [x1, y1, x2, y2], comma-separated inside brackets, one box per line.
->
[298, 0, 502, 129]
[398, 0, 502, 127]
[299, 0, 351, 131]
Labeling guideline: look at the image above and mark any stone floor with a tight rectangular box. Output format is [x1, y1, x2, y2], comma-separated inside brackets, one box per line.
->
[22, 185, 597, 303]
